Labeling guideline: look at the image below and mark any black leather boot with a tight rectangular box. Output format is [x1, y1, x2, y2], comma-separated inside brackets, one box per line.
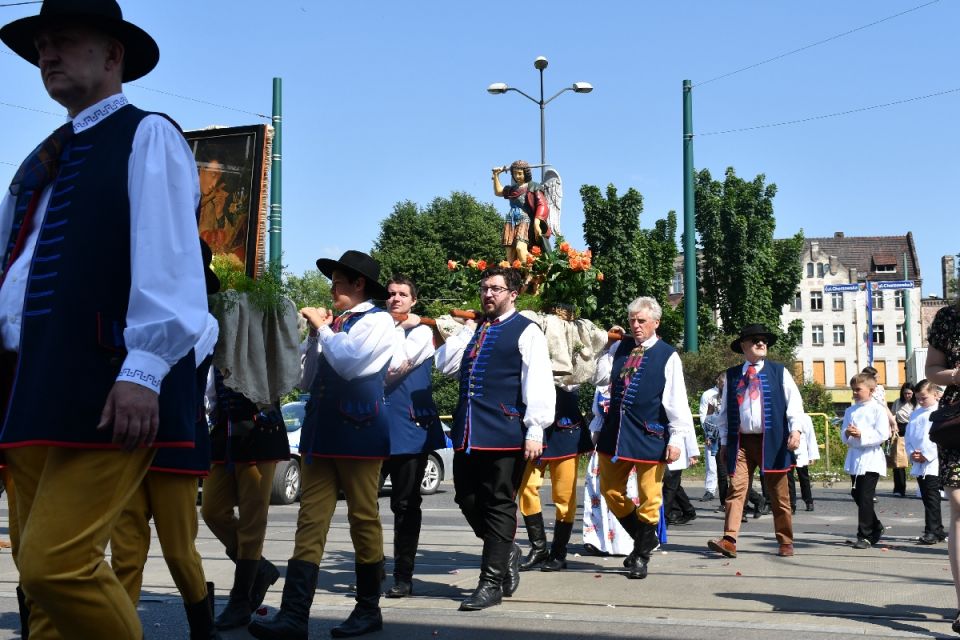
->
[247, 559, 319, 640]
[16, 585, 29, 640]
[250, 558, 281, 612]
[460, 539, 510, 611]
[617, 511, 641, 568]
[216, 559, 258, 629]
[541, 521, 573, 572]
[331, 561, 385, 637]
[519, 512, 550, 571]
[184, 582, 221, 639]
[386, 531, 419, 598]
[501, 542, 521, 597]
[626, 521, 659, 580]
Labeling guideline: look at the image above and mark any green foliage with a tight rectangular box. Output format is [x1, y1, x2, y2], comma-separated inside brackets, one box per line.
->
[284, 269, 332, 310]
[372, 193, 504, 312]
[211, 256, 289, 314]
[581, 184, 678, 334]
[531, 238, 601, 318]
[694, 167, 803, 337]
[431, 369, 460, 416]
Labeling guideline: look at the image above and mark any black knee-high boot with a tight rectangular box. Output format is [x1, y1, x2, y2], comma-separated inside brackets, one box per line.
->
[460, 538, 511, 611]
[331, 561, 385, 637]
[519, 512, 549, 571]
[247, 559, 319, 640]
[216, 559, 258, 629]
[541, 520, 574, 571]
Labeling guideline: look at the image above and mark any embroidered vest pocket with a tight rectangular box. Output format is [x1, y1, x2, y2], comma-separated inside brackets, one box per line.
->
[499, 403, 522, 419]
[555, 416, 582, 430]
[338, 399, 380, 426]
[642, 421, 666, 440]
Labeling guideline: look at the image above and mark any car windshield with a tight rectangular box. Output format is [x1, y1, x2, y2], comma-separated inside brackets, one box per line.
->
[281, 402, 305, 432]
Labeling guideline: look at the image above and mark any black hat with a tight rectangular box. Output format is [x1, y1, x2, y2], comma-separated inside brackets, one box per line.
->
[730, 323, 777, 354]
[316, 250, 389, 301]
[199, 240, 220, 295]
[1, 0, 159, 82]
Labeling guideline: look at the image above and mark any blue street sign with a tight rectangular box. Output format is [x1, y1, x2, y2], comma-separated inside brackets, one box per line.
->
[823, 283, 860, 293]
[876, 280, 914, 290]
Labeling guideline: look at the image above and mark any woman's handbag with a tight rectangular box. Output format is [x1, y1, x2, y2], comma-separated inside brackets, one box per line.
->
[929, 385, 960, 449]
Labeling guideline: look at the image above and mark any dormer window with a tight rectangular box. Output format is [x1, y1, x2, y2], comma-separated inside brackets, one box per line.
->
[873, 254, 897, 274]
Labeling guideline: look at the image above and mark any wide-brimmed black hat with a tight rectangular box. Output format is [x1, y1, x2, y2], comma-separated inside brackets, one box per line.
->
[0, 0, 159, 82]
[731, 323, 777, 354]
[316, 250, 389, 301]
[199, 240, 220, 295]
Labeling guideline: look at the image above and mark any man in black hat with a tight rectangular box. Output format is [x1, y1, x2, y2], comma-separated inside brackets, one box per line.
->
[250, 250, 399, 640]
[707, 324, 805, 559]
[0, 1, 207, 637]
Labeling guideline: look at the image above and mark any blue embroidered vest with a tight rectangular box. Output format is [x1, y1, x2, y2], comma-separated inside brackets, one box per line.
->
[723, 360, 795, 474]
[385, 327, 445, 456]
[0, 105, 195, 448]
[597, 339, 674, 463]
[301, 308, 391, 459]
[451, 312, 533, 451]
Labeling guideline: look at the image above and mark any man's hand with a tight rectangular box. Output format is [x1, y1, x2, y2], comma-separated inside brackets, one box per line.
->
[665, 445, 681, 464]
[524, 438, 543, 461]
[300, 306, 332, 331]
[787, 430, 801, 451]
[688, 456, 699, 466]
[97, 381, 160, 451]
[399, 313, 421, 330]
[912, 450, 928, 463]
[385, 359, 413, 386]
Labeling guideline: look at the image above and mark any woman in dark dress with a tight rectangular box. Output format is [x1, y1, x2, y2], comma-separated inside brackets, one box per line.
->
[925, 304, 960, 634]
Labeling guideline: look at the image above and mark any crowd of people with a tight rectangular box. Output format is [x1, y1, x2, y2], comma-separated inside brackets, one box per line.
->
[0, 1, 959, 639]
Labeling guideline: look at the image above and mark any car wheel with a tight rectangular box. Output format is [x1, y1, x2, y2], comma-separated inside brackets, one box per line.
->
[271, 459, 301, 505]
[420, 454, 442, 495]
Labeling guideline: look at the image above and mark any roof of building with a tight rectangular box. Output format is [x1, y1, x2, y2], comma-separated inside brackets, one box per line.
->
[805, 232, 920, 283]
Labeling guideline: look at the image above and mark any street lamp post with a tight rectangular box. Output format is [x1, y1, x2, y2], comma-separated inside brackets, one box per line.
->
[487, 56, 592, 180]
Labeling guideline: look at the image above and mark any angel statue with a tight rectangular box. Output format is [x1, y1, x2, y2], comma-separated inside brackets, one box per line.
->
[492, 160, 562, 264]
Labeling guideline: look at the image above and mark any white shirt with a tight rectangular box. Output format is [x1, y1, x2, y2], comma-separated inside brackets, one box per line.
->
[699, 386, 720, 418]
[0, 93, 207, 392]
[717, 360, 805, 446]
[842, 400, 890, 476]
[194, 313, 220, 368]
[794, 413, 820, 467]
[434, 309, 556, 443]
[905, 404, 939, 478]
[389, 324, 434, 371]
[300, 300, 399, 389]
[593, 335, 695, 449]
[668, 423, 700, 471]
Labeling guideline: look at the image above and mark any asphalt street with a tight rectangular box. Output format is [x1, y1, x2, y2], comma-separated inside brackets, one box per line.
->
[0, 478, 956, 639]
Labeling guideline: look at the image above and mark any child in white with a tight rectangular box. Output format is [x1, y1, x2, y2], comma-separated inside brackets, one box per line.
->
[905, 380, 945, 544]
[789, 414, 820, 511]
[842, 372, 890, 549]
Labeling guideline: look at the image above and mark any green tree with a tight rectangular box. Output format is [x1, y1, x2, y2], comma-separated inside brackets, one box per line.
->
[694, 167, 803, 336]
[284, 269, 332, 310]
[581, 184, 678, 332]
[371, 192, 504, 314]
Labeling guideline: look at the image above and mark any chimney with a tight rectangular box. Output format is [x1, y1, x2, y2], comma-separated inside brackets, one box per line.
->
[944, 255, 957, 300]
[810, 241, 819, 257]
[834, 231, 844, 238]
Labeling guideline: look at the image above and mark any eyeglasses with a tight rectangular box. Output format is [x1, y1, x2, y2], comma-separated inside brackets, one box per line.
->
[478, 285, 511, 295]
[747, 336, 768, 345]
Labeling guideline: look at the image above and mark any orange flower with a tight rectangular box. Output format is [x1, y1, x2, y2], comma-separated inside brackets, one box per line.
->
[584, 249, 592, 258]
[531, 246, 542, 256]
[467, 258, 477, 268]
[512, 259, 522, 268]
[581, 256, 592, 268]
[559, 241, 571, 253]
[569, 257, 582, 271]
[447, 259, 458, 271]
[476, 259, 487, 271]
[526, 254, 535, 265]
[596, 272, 605, 282]
[499, 260, 510, 268]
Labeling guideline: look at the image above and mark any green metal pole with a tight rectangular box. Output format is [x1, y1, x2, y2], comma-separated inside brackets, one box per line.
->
[269, 77, 282, 269]
[904, 252, 913, 359]
[682, 80, 698, 352]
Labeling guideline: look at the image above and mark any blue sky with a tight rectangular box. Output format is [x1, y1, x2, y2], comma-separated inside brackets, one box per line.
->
[1, 1, 956, 296]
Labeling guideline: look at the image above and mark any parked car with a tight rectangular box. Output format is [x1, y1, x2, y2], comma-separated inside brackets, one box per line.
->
[276, 400, 454, 505]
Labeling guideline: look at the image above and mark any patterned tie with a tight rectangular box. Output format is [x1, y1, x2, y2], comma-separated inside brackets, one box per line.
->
[2, 122, 74, 280]
[618, 344, 646, 387]
[468, 318, 499, 359]
[736, 363, 761, 406]
[332, 312, 354, 333]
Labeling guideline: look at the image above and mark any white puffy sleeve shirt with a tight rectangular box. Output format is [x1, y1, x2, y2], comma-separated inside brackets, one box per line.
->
[905, 405, 938, 478]
[842, 401, 890, 477]
[0, 93, 206, 393]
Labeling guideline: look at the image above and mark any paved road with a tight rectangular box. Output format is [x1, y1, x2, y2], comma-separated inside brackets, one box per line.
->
[0, 478, 955, 639]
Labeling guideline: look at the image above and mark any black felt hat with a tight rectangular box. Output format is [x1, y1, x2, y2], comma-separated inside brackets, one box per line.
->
[730, 323, 777, 354]
[1, 0, 159, 82]
[316, 250, 389, 301]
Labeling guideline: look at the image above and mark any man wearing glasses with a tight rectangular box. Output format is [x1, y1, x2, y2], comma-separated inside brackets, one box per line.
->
[707, 324, 805, 559]
[435, 266, 555, 611]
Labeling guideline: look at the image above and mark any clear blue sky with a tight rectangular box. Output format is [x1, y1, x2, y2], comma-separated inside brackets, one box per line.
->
[1, 1, 956, 296]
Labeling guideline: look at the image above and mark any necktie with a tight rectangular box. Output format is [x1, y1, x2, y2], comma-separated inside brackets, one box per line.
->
[619, 344, 646, 387]
[332, 312, 354, 333]
[737, 363, 761, 406]
[469, 318, 499, 358]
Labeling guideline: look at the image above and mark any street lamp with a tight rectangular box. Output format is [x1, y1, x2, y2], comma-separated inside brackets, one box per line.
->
[487, 56, 592, 179]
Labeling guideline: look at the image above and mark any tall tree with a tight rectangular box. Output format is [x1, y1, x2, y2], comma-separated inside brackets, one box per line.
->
[284, 269, 332, 310]
[372, 192, 503, 311]
[694, 167, 803, 334]
[581, 184, 678, 332]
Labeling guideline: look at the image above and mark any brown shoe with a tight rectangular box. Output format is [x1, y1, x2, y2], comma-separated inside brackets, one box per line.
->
[777, 543, 794, 557]
[707, 538, 737, 558]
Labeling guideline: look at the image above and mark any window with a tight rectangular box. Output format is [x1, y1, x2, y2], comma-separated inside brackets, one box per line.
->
[813, 361, 826, 385]
[834, 361, 847, 386]
[810, 291, 823, 311]
[871, 289, 884, 310]
[671, 271, 682, 295]
[875, 264, 896, 273]
[896, 323, 905, 345]
[831, 292, 844, 311]
[817, 263, 826, 278]
[812, 325, 824, 346]
[894, 290, 905, 309]
[806, 262, 814, 278]
[873, 324, 886, 345]
[833, 324, 845, 345]
[790, 291, 802, 312]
